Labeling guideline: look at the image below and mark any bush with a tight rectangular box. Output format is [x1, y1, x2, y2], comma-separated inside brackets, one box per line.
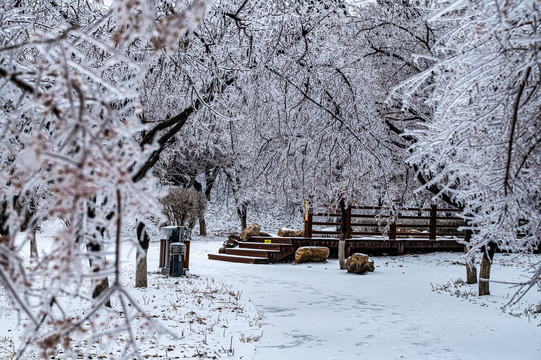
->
[160, 188, 207, 227]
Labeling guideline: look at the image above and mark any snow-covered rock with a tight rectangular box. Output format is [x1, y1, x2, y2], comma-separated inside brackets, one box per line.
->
[240, 223, 261, 241]
[295, 246, 329, 263]
[346, 253, 375, 274]
[278, 228, 304, 237]
[224, 234, 240, 247]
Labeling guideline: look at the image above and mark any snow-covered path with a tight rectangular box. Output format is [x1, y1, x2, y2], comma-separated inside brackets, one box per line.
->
[188, 237, 541, 360]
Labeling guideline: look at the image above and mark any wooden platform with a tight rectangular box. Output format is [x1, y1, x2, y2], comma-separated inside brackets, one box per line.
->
[207, 253, 270, 264]
[207, 203, 537, 264]
[207, 236, 464, 264]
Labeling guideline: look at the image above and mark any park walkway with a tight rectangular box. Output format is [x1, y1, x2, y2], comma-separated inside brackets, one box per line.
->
[190, 237, 540, 360]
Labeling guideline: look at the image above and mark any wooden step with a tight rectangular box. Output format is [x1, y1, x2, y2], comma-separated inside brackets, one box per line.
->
[239, 242, 293, 251]
[208, 253, 269, 264]
[248, 236, 294, 244]
[225, 248, 280, 257]
[224, 248, 284, 263]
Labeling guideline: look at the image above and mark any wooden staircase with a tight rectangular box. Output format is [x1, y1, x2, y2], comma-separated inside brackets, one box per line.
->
[208, 237, 295, 264]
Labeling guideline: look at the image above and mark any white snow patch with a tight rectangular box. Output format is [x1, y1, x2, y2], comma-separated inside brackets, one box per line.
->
[193, 236, 541, 360]
[1, 215, 540, 359]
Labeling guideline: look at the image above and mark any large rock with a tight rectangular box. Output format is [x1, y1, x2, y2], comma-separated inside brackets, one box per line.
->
[295, 246, 330, 263]
[223, 234, 240, 248]
[240, 223, 261, 241]
[346, 253, 375, 274]
[278, 228, 304, 237]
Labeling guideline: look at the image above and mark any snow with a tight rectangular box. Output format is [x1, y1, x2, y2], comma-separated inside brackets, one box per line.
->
[191, 237, 541, 360]
[1, 218, 540, 359]
[1, 220, 262, 359]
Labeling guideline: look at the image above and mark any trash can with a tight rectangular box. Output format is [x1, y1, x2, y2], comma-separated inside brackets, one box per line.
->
[159, 226, 191, 274]
[169, 242, 186, 277]
[161, 226, 186, 242]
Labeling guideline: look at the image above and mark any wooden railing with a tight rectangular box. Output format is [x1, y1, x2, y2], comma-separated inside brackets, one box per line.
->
[304, 204, 465, 240]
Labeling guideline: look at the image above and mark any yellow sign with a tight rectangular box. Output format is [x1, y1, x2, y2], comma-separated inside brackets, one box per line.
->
[264, 239, 272, 244]
[305, 200, 309, 221]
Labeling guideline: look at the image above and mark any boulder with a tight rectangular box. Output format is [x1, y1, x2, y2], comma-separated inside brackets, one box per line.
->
[406, 229, 422, 238]
[229, 234, 242, 242]
[278, 228, 296, 237]
[240, 223, 261, 241]
[295, 246, 330, 263]
[278, 228, 304, 237]
[223, 235, 240, 248]
[346, 253, 375, 274]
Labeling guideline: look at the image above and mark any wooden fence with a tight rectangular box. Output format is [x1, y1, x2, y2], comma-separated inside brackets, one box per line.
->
[304, 204, 465, 240]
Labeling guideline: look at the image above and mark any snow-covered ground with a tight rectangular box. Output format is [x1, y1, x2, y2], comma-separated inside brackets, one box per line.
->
[0, 221, 263, 360]
[1, 216, 540, 359]
[191, 236, 541, 360]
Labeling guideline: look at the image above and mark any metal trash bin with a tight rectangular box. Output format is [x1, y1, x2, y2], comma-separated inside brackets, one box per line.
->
[169, 242, 186, 277]
[159, 226, 191, 274]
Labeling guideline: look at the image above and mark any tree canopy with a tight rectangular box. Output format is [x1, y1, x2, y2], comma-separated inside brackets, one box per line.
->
[0, 0, 539, 357]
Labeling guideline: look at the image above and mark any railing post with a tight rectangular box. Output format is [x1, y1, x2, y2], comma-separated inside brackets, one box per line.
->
[346, 204, 352, 239]
[430, 204, 437, 240]
[304, 200, 312, 238]
[389, 221, 397, 240]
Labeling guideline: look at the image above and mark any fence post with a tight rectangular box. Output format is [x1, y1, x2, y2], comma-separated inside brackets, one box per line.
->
[389, 221, 397, 240]
[304, 200, 312, 238]
[430, 204, 437, 240]
[346, 204, 352, 239]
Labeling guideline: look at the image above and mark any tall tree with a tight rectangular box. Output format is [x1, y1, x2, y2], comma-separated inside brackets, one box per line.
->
[397, 0, 541, 296]
[0, 0, 209, 356]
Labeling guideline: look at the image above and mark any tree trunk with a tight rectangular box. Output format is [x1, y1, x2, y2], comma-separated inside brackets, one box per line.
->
[135, 247, 148, 288]
[135, 222, 150, 288]
[224, 170, 247, 231]
[30, 228, 38, 259]
[238, 202, 247, 231]
[92, 277, 111, 306]
[204, 166, 219, 201]
[338, 237, 346, 270]
[0, 200, 9, 236]
[240, 212, 247, 231]
[338, 198, 347, 270]
[87, 241, 112, 308]
[192, 180, 207, 236]
[86, 198, 112, 307]
[88, 264, 111, 308]
[88, 240, 111, 307]
[20, 198, 38, 258]
[464, 231, 476, 284]
[479, 242, 496, 296]
[199, 217, 207, 236]
[466, 256, 477, 284]
[0, 235, 10, 269]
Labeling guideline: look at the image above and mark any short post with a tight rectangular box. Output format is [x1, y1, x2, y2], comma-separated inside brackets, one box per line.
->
[304, 200, 313, 238]
[183, 239, 190, 271]
[430, 204, 437, 240]
[159, 238, 172, 273]
[346, 204, 352, 239]
[389, 221, 397, 240]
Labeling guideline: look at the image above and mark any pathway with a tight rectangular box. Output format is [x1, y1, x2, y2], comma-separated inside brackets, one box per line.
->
[187, 237, 540, 360]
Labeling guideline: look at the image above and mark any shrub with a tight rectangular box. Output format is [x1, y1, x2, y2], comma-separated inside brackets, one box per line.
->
[160, 188, 207, 227]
